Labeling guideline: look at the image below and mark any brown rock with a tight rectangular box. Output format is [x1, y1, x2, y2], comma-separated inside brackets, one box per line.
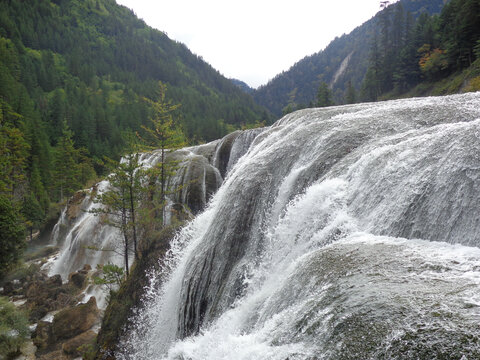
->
[80, 264, 92, 273]
[33, 321, 54, 351]
[26, 274, 72, 319]
[62, 330, 96, 356]
[3, 281, 15, 295]
[52, 297, 99, 341]
[55, 292, 76, 309]
[46, 274, 63, 287]
[66, 190, 87, 220]
[38, 349, 69, 360]
[68, 271, 86, 289]
[29, 305, 48, 322]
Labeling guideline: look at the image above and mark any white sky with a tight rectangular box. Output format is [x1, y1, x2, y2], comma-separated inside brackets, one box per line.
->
[116, 0, 393, 88]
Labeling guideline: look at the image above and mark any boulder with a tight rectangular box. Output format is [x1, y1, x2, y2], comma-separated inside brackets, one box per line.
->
[68, 271, 86, 289]
[29, 305, 48, 322]
[38, 349, 69, 360]
[66, 190, 87, 220]
[33, 321, 54, 351]
[25, 273, 76, 321]
[52, 297, 99, 341]
[62, 330, 96, 356]
[2, 281, 15, 295]
[55, 292, 76, 309]
[46, 274, 63, 287]
[79, 264, 92, 274]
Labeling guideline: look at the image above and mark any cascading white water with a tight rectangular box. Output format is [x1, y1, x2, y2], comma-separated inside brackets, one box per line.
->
[118, 93, 480, 359]
[46, 132, 258, 308]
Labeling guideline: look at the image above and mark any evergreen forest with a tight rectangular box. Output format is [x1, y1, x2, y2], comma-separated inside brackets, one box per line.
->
[254, 0, 480, 115]
[0, 0, 270, 273]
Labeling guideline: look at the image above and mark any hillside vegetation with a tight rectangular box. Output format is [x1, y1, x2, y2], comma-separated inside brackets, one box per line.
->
[252, 0, 472, 115]
[0, 0, 269, 272]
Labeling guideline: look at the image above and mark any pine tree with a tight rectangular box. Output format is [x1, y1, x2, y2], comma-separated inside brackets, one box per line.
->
[345, 81, 357, 104]
[316, 82, 334, 107]
[21, 191, 44, 241]
[140, 82, 186, 227]
[0, 194, 25, 274]
[52, 121, 81, 202]
[0, 101, 29, 200]
[90, 153, 145, 275]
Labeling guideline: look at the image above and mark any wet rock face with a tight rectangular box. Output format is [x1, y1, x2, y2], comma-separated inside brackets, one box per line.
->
[33, 320, 55, 351]
[214, 130, 241, 178]
[66, 190, 88, 221]
[33, 297, 100, 358]
[52, 296, 99, 341]
[25, 274, 76, 322]
[62, 329, 96, 357]
[68, 272, 86, 289]
[37, 349, 70, 360]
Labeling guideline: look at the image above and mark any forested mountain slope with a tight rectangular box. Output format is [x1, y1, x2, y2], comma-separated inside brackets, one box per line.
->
[253, 0, 448, 116]
[0, 0, 269, 271]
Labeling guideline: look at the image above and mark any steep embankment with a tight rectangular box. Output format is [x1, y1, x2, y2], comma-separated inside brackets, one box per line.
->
[253, 0, 447, 115]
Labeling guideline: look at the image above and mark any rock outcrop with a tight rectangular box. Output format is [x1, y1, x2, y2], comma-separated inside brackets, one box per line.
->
[33, 296, 100, 358]
[1, 262, 99, 359]
[52, 296, 99, 341]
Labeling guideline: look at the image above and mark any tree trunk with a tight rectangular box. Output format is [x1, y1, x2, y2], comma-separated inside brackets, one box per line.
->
[122, 206, 129, 277]
[160, 144, 166, 227]
[129, 182, 138, 260]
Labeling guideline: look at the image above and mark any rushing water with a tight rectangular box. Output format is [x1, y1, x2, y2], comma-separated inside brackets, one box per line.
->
[117, 93, 480, 359]
[46, 130, 260, 308]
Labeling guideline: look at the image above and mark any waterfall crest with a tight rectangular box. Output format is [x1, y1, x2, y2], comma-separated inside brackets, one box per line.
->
[118, 93, 480, 359]
[46, 129, 262, 289]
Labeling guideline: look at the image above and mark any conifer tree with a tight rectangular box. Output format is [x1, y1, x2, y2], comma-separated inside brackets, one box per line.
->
[141, 82, 186, 227]
[21, 191, 44, 241]
[90, 152, 145, 275]
[0, 194, 25, 274]
[316, 82, 334, 107]
[52, 121, 82, 202]
[345, 81, 357, 104]
[0, 101, 29, 200]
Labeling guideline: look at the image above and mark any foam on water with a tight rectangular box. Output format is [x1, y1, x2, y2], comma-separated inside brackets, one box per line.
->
[113, 93, 480, 358]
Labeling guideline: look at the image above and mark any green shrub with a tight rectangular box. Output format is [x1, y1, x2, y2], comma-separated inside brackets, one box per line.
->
[0, 263, 40, 286]
[0, 297, 29, 358]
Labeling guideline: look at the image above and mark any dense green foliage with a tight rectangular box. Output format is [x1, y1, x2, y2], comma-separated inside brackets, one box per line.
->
[253, 0, 447, 115]
[316, 81, 334, 107]
[0, 0, 270, 270]
[0, 195, 25, 274]
[0, 296, 29, 357]
[361, 0, 480, 100]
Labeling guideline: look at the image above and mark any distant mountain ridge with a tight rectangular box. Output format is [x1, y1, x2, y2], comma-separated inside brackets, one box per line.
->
[230, 79, 254, 94]
[0, 0, 269, 144]
[253, 0, 448, 116]
[0, 0, 272, 244]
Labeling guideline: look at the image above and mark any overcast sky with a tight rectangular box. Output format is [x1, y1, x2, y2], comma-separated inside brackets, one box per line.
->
[116, 0, 394, 88]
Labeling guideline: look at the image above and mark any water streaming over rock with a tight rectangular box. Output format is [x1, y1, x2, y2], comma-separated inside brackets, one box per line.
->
[117, 93, 480, 359]
[46, 133, 259, 308]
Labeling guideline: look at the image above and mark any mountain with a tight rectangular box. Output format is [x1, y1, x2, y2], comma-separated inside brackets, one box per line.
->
[230, 78, 254, 94]
[0, 0, 270, 143]
[0, 0, 271, 260]
[253, 0, 448, 116]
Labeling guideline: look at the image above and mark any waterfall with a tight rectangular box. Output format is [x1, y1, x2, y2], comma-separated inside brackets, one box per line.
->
[46, 132, 261, 295]
[118, 93, 480, 359]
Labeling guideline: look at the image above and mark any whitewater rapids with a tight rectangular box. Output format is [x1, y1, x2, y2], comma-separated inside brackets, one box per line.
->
[118, 93, 480, 359]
